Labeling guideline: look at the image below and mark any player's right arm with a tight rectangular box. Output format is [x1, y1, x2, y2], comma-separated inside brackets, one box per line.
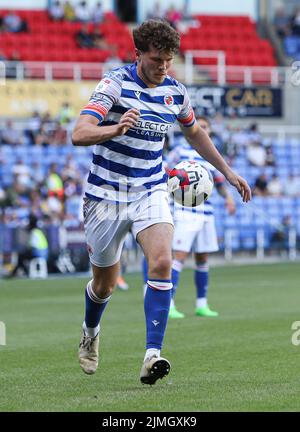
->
[72, 109, 140, 146]
[72, 71, 140, 146]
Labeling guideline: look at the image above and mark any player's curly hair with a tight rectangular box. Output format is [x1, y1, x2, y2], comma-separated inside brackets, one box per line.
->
[133, 19, 180, 54]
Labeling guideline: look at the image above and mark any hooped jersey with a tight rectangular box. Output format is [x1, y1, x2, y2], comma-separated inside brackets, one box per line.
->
[80, 63, 195, 202]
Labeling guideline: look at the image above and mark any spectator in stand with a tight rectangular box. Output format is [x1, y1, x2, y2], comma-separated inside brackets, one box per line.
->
[49, 0, 64, 21]
[273, 7, 290, 38]
[93, 1, 104, 24]
[0, 16, 3, 32]
[270, 215, 293, 253]
[247, 140, 267, 167]
[283, 174, 300, 197]
[267, 174, 282, 197]
[3, 11, 27, 33]
[64, 1, 76, 22]
[30, 162, 45, 186]
[91, 27, 108, 50]
[265, 145, 275, 166]
[147, 2, 165, 20]
[253, 173, 269, 196]
[26, 111, 42, 145]
[35, 124, 52, 147]
[165, 5, 182, 30]
[1, 120, 22, 146]
[283, 28, 300, 58]
[58, 102, 75, 125]
[52, 122, 68, 146]
[61, 155, 79, 181]
[291, 7, 300, 37]
[12, 159, 31, 188]
[247, 123, 262, 143]
[76, 23, 94, 48]
[47, 163, 64, 202]
[75, 1, 91, 22]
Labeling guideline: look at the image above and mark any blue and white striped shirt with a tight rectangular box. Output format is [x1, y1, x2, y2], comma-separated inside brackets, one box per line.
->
[80, 63, 195, 202]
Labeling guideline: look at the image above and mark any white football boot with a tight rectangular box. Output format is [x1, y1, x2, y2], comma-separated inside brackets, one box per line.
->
[140, 354, 171, 385]
[78, 330, 99, 375]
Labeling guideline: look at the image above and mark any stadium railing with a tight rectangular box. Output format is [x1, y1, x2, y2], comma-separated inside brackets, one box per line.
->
[0, 60, 296, 86]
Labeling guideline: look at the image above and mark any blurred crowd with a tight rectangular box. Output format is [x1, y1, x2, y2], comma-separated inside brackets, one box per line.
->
[0, 103, 75, 147]
[0, 103, 86, 229]
[49, 1, 104, 24]
[1, 108, 300, 233]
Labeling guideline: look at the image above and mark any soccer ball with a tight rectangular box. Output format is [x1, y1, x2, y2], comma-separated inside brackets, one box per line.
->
[167, 160, 214, 207]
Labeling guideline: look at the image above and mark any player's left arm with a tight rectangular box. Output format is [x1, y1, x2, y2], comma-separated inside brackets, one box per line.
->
[182, 122, 251, 203]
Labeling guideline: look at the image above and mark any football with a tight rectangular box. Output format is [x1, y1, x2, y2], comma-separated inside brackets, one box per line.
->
[167, 160, 214, 207]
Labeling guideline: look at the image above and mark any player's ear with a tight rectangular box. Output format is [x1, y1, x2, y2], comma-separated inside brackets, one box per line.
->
[135, 48, 141, 62]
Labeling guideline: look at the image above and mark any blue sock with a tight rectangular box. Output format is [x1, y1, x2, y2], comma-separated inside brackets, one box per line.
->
[84, 281, 111, 331]
[144, 280, 172, 350]
[194, 263, 209, 300]
[142, 256, 148, 283]
[171, 260, 183, 300]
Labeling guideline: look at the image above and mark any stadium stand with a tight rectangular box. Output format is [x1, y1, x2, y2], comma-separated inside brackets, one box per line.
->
[181, 15, 277, 67]
[0, 9, 135, 63]
[0, 10, 276, 67]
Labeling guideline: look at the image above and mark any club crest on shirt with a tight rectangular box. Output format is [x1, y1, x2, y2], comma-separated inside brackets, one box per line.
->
[135, 91, 141, 99]
[164, 94, 174, 106]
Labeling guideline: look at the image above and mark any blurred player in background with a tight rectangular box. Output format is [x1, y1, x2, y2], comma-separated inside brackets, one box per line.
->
[167, 116, 236, 319]
[72, 19, 251, 385]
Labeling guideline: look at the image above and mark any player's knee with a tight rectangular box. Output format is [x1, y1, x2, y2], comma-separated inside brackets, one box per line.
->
[92, 280, 115, 298]
[149, 256, 172, 277]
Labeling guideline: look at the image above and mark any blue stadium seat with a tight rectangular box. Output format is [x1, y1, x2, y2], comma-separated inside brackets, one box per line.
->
[239, 226, 257, 250]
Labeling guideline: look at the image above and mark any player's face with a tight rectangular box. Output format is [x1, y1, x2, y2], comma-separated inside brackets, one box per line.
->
[136, 47, 174, 87]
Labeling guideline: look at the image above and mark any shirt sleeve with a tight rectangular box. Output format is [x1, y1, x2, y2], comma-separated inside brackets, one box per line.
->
[176, 84, 196, 128]
[80, 70, 123, 123]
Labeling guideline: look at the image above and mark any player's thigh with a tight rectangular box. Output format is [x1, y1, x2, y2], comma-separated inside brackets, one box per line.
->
[83, 198, 131, 267]
[137, 222, 174, 263]
[132, 189, 174, 261]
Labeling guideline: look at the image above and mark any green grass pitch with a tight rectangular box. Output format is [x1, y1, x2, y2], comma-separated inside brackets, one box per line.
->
[0, 262, 299, 412]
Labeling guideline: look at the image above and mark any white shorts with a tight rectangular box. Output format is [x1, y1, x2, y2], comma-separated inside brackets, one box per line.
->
[173, 215, 219, 254]
[83, 189, 173, 267]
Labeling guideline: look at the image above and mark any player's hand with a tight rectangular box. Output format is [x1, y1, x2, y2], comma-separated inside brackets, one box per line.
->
[226, 172, 252, 203]
[116, 109, 140, 135]
[225, 196, 236, 214]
